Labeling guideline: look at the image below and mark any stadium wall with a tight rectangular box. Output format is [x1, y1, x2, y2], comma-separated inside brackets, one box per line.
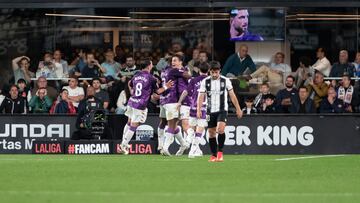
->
[0, 114, 359, 154]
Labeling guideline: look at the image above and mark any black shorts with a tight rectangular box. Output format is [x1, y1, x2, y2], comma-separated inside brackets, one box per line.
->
[207, 111, 228, 128]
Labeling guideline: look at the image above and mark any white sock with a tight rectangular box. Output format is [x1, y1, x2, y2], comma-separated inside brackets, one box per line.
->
[123, 123, 129, 137]
[163, 132, 174, 150]
[122, 128, 135, 146]
[186, 128, 195, 144]
[158, 127, 165, 148]
[174, 127, 187, 146]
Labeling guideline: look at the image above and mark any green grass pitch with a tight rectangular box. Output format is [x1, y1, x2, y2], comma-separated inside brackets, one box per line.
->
[0, 155, 359, 203]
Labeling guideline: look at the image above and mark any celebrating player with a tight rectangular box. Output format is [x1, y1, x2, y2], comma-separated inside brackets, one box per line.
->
[197, 61, 243, 162]
[177, 62, 210, 158]
[119, 58, 173, 154]
[161, 54, 191, 156]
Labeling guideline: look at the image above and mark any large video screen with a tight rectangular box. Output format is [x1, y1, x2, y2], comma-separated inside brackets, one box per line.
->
[229, 8, 285, 41]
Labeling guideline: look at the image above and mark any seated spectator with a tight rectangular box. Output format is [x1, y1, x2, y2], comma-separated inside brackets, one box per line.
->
[269, 52, 292, 78]
[352, 51, 360, 77]
[330, 50, 355, 78]
[12, 55, 34, 84]
[62, 76, 85, 110]
[275, 75, 298, 113]
[293, 56, 312, 88]
[114, 45, 126, 64]
[28, 88, 52, 113]
[0, 85, 28, 114]
[17, 79, 31, 102]
[337, 74, 358, 113]
[49, 89, 76, 114]
[290, 86, 316, 113]
[69, 48, 87, 75]
[312, 47, 332, 77]
[36, 52, 57, 78]
[120, 55, 138, 78]
[259, 94, 276, 113]
[31, 76, 58, 101]
[242, 97, 257, 115]
[306, 71, 329, 111]
[187, 49, 200, 75]
[75, 52, 102, 78]
[92, 78, 110, 109]
[319, 87, 344, 113]
[254, 82, 271, 111]
[52, 49, 69, 79]
[222, 44, 256, 77]
[101, 50, 121, 80]
[116, 81, 131, 114]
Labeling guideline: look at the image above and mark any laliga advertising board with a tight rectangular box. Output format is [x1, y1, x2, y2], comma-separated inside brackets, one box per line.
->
[1, 115, 360, 154]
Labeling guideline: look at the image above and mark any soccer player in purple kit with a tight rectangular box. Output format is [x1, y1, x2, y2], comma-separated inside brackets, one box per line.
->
[177, 62, 210, 158]
[119, 58, 174, 154]
[198, 61, 243, 162]
[161, 54, 191, 156]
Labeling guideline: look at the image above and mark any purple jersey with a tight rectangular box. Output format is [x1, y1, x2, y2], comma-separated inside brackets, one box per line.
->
[188, 75, 207, 119]
[177, 66, 190, 106]
[160, 67, 185, 105]
[127, 71, 158, 110]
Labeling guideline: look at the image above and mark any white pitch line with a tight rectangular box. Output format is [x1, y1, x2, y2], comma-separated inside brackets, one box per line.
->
[275, 155, 346, 161]
[0, 190, 358, 198]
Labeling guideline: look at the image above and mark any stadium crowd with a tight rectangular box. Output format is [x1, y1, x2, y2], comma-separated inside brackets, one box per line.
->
[0, 43, 359, 115]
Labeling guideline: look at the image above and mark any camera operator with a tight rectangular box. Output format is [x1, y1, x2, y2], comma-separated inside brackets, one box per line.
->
[72, 86, 112, 140]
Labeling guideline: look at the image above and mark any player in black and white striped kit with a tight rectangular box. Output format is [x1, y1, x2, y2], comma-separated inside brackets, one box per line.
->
[197, 61, 243, 162]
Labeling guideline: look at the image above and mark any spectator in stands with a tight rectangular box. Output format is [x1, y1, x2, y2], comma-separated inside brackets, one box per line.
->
[62, 76, 85, 110]
[242, 97, 257, 115]
[17, 79, 31, 102]
[49, 89, 76, 114]
[101, 50, 121, 80]
[187, 48, 200, 75]
[120, 55, 138, 78]
[75, 53, 102, 78]
[12, 56, 34, 84]
[290, 86, 316, 113]
[319, 86, 344, 113]
[259, 94, 276, 113]
[52, 49, 69, 79]
[31, 76, 58, 101]
[337, 74, 358, 113]
[306, 71, 329, 111]
[293, 56, 312, 88]
[28, 87, 52, 113]
[330, 50, 355, 77]
[0, 89, 4, 106]
[222, 44, 256, 77]
[254, 82, 271, 111]
[352, 52, 360, 77]
[92, 78, 110, 109]
[191, 51, 209, 76]
[156, 53, 172, 71]
[270, 52, 292, 77]
[114, 45, 126, 64]
[70, 49, 87, 75]
[116, 80, 131, 114]
[36, 52, 57, 78]
[275, 75, 298, 113]
[0, 85, 28, 114]
[312, 47, 332, 77]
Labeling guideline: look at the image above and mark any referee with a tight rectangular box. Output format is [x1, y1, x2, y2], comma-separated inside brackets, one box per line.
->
[197, 61, 243, 162]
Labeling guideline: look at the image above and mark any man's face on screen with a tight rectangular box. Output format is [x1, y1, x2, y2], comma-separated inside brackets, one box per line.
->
[232, 9, 249, 35]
